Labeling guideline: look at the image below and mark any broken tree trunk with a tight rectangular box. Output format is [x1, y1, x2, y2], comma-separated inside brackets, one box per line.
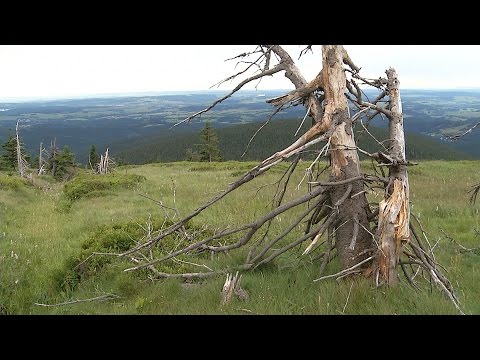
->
[221, 271, 248, 305]
[321, 45, 373, 269]
[97, 148, 111, 174]
[375, 68, 410, 285]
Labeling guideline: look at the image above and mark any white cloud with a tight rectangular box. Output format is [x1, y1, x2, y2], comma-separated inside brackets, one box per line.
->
[1, 45, 479, 101]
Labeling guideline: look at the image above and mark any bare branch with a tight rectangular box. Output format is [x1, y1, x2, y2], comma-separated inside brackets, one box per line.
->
[248, 194, 326, 264]
[469, 183, 480, 203]
[241, 105, 285, 158]
[34, 294, 120, 307]
[172, 63, 284, 128]
[342, 48, 360, 73]
[314, 256, 375, 282]
[295, 104, 312, 137]
[269, 45, 324, 123]
[147, 270, 221, 280]
[298, 45, 313, 60]
[253, 223, 329, 269]
[224, 47, 261, 61]
[359, 119, 389, 152]
[372, 90, 387, 105]
[440, 228, 480, 253]
[342, 282, 354, 313]
[266, 70, 323, 108]
[124, 184, 329, 272]
[218, 46, 271, 86]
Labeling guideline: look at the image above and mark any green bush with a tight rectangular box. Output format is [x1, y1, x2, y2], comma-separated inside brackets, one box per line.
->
[63, 172, 146, 202]
[0, 175, 31, 191]
[55, 218, 174, 290]
[53, 219, 163, 292]
[52, 216, 218, 293]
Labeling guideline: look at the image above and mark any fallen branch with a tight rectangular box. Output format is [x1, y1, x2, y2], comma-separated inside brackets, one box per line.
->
[342, 282, 354, 313]
[468, 183, 480, 204]
[440, 228, 480, 253]
[34, 294, 120, 307]
[314, 256, 374, 282]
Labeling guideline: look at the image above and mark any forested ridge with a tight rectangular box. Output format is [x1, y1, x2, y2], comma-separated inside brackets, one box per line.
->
[115, 118, 471, 164]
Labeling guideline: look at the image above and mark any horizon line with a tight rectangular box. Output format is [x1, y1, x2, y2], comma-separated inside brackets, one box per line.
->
[2, 87, 480, 103]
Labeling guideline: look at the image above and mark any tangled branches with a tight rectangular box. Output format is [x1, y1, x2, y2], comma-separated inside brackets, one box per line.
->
[116, 45, 463, 314]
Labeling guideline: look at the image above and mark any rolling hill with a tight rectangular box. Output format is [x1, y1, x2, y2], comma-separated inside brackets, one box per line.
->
[1, 89, 479, 164]
[114, 118, 471, 164]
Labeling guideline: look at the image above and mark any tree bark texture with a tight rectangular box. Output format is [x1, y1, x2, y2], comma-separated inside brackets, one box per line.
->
[321, 45, 373, 269]
[375, 68, 410, 285]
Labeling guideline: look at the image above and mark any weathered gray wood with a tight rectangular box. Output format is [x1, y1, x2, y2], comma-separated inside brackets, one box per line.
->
[375, 68, 410, 285]
[321, 45, 373, 269]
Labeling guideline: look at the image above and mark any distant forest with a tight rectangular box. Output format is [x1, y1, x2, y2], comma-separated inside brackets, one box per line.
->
[114, 118, 471, 164]
[1, 89, 479, 165]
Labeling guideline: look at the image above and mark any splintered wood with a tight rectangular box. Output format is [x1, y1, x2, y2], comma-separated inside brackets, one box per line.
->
[375, 68, 410, 285]
[377, 179, 410, 284]
[97, 148, 115, 174]
[221, 272, 248, 305]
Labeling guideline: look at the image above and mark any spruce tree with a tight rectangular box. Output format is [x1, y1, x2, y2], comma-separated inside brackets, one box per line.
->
[48, 144, 75, 180]
[88, 144, 100, 169]
[0, 133, 30, 171]
[198, 121, 221, 162]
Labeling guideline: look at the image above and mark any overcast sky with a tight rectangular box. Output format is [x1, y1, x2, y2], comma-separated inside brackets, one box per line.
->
[1, 45, 479, 101]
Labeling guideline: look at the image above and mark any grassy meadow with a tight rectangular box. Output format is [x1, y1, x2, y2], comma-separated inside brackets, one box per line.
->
[1, 160, 479, 315]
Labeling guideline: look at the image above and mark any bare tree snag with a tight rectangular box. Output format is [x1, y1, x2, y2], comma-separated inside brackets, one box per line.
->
[445, 121, 480, 203]
[114, 45, 462, 313]
[38, 142, 47, 175]
[97, 148, 115, 174]
[375, 68, 410, 285]
[221, 272, 248, 305]
[319, 45, 373, 269]
[15, 120, 30, 180]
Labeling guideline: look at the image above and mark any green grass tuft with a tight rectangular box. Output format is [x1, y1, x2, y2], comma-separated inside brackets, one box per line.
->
[0, 174, 32, 191]
[63, 172, 146, 202]
[1, 160, 479, 314]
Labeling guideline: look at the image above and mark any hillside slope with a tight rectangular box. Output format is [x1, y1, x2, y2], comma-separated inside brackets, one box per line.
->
[115, 118, 471, 164]
[1, 161, 479, 314]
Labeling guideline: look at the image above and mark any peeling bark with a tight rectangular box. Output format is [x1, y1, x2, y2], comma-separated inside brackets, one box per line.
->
[375, 68, 410, 285]
[321, 45, 373, 269]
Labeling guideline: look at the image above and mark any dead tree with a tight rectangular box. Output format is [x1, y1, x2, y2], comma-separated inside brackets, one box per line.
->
[38, 142, 48, 175]
[15, 120, 30, 180]
[48, 138, 59, 177]
[446, 121, 480, 203]
[374, 69, 410, 285]
[96, 147, 115, 174]
[118, 45, 462, 312]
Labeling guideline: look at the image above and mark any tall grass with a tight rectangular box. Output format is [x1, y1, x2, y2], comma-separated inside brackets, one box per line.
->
[0, 160, 478, 314]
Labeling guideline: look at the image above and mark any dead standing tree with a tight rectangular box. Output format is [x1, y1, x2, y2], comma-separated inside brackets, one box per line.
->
[446, 121, 480, 203]
[15, 120, 31, 180]
[120, 45, 462, 312]
[97, 147, 115, 174]
[38, 142, 48, 175]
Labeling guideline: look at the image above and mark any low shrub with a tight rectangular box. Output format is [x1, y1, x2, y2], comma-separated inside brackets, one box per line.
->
[63, 172, 146, 202]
